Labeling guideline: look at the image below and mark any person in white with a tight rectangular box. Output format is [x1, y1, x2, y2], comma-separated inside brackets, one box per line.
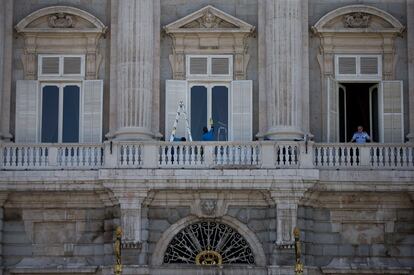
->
[350, 125, 371, 144]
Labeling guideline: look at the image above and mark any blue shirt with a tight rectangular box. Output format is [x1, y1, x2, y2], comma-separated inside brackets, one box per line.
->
[352, 132, 370, 144]
[202, 129, 214, 141]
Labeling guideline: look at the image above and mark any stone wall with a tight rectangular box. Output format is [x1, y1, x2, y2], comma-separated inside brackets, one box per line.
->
[2, 192, 116, 269]
[297, 192, 414, 270]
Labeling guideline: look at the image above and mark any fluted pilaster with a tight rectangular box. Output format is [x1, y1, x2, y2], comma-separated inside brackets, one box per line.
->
[114, 0, 155, 140]
[263, 0, 307, 140]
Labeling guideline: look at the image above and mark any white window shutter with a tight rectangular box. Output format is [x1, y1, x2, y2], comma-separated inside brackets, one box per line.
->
[82, 80, 103, 143]
[15, 80, 39, 143]
[327, 77, 339, 142]
[381, 81, 404, 143]
[231, 80, 252, 141]
[165, 80, 187, 140]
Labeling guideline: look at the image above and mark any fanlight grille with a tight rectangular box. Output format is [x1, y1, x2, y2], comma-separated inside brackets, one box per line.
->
[163, 221, 255, 265]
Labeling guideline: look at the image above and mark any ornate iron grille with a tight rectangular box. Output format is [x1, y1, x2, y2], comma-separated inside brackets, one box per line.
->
[163, 221, 255, 265]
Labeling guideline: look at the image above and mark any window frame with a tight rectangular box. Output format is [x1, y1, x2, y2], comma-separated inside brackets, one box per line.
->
[186, 55, 233, 81]
[39, 82, 83, 143]
[38, 54, 85, 80]
[335, 54, 382, 81]
[188, 82, 232, 141]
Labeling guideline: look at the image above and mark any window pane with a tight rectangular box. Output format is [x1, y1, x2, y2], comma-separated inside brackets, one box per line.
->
[41, 85, 59, 143]
[62, 85, 80, 143]
[212, 86, 228, 141]
[191, 86, 207, 141]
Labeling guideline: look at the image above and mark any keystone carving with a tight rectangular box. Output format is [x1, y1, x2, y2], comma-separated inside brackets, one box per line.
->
[200, 199, 217, 216]
[48, 13, 75, 28]
[343, 12, 370, 28]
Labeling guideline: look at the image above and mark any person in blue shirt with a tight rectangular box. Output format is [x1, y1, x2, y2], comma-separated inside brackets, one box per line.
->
[202, 125, 214, 141]
[350, 125, 370, 144]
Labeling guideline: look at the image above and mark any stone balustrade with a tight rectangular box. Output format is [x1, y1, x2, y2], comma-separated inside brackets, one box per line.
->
[1, 141, 413, 170]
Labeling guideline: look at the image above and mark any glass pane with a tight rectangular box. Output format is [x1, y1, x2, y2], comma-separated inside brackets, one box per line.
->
[212, 86, 229, 141]
[41, 85, 59, 143]
[191, 86, 207, 141]
[62, 85, 80, 143]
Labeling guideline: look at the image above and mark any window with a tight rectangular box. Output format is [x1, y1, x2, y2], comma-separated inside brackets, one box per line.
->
[189, 84, 230, 141]
[15, 55, 103, 144]
[335, 55, 382, 80]
[186, 55, 233, 80]
[38, 55, 85, 78]
[40, 83, 81, 143]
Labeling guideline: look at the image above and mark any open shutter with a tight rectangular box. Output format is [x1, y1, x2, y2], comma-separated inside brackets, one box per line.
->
[381, 81, 403, 143]
[82, 80, 103, 143]
[15, 80, 39, 143]
[165, 80, 187, 140]
[327, 77, 339, 142]
[231, 80, 252, 141]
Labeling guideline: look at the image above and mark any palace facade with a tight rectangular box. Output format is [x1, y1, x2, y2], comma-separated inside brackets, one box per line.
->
[0, 0, 413, 274]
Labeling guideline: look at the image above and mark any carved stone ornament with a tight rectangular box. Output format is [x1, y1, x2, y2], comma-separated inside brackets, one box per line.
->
[200, 199, 217, 216]
[199, 11, 220, 28]
[48, 13, 75, 28]
[343, 12, 370, 28]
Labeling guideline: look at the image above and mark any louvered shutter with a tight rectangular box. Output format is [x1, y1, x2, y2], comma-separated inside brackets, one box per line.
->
[82, 80, 103, 143]
[211, 57, 230, 75]
[63, 56, 82, 75]
[381, 81, 404, 143]
[15, 80, 39, 143]
[231, 80, 252, 141]
[41, 56, 60, 75]
[189, 57, 208, 75]
[338, 57, 357, 75]
[327, 76, 339, 142]
[165, 80, 187, 140]
[360, 57, 379, 75]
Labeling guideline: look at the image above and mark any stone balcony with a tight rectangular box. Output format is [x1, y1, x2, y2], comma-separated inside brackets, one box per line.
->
[0, 141, 413, 171]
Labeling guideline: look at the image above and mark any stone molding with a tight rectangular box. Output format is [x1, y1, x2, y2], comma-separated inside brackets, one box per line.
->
[151, 215, 266, 266]
[164, 5, 255, 80]
[15, 6, 107, 80]
[312, 5, 404, 80]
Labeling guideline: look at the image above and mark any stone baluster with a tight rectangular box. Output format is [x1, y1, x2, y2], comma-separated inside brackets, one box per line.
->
[114, 0, 156, 140]
[261, 0, 309, 140]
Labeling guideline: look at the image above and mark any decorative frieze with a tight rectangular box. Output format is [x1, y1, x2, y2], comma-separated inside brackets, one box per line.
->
[48, 13, 75, 28]
[343, 12, 370, 28]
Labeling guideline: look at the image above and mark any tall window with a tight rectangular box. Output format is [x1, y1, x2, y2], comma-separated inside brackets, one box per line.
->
[41, 83, 81, 143]
[38, 55, 85, 143]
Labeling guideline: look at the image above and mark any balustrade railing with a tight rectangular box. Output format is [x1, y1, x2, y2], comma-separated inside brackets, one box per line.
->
[314, 143, 414, 169]
[1, 142, 413, 170]
[1, 143, 103, 169]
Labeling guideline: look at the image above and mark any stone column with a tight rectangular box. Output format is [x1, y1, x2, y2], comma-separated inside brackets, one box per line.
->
[0, 0, 13, 142]
[113, 0, 156, 140]
[0, 193, 8, 268]
[272, 194, 299, 245]
[112, 190, 147, 248]
[262, 0, 308, 140]
[407, 0, 414, 142]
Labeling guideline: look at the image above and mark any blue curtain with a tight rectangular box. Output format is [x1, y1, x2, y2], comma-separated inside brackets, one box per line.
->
[191, 86, 207, 141]
[41, 85, 59, 143]
[62, 85, 80, 142]
[212, 86, 228, 141]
